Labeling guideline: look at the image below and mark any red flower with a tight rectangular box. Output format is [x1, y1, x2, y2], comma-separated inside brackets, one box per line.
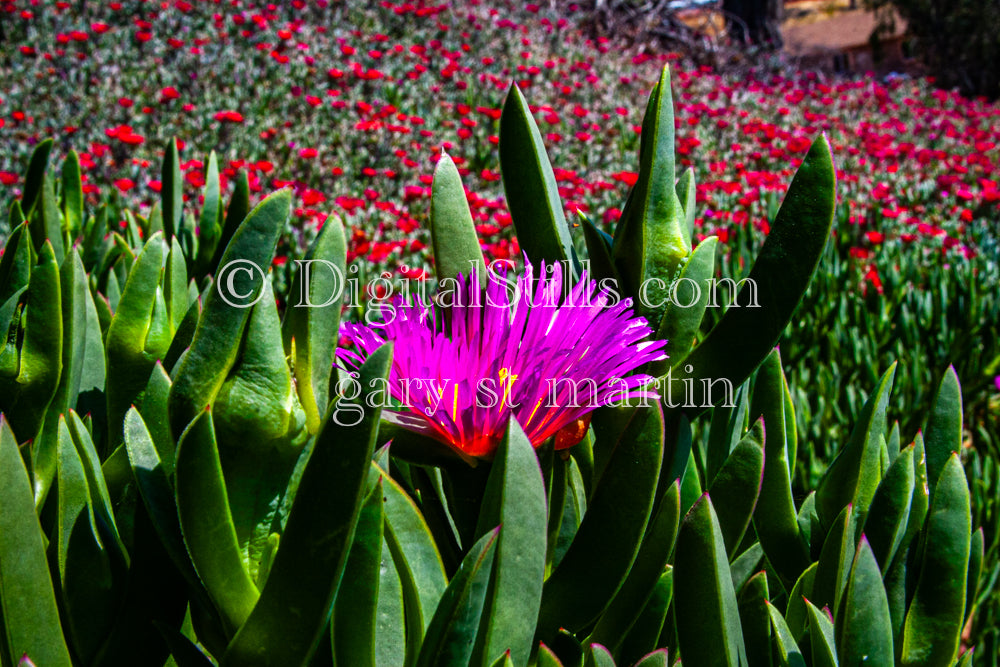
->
[214, 110, 244, 123]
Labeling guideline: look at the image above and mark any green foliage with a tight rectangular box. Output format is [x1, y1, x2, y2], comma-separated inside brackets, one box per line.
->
[0, 67, 982, 667]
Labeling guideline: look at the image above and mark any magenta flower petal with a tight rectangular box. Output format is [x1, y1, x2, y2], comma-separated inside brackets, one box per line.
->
[338, 260, 667, 459]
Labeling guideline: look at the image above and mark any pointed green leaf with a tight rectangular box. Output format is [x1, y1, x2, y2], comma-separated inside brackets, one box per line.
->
[210, 170, 251, 275]
[923, 367, 962, 494]
[835, 538, 894, 667]
[169, 189, 290, 437]
[431, 152, 486, 284]
[0, 416, 72, 666]
[753, 350, 809, 590]
[863, 442, 915, 573]
[588, 481, 680, 653]
[20, 138, 53, 215]
[738, 572, 772, 667]
[416, 528, 500, 667]
[674, 493, 747, 667]
[613, 65, 688, 316]
[106, 232, 167, 447]
[499, 84, 575, 271]
[282, 216, 347, 434]
[223, 344, 392, 666]
[661, 135, 836, 418]
[710, 418, 764, 559]
[60, 150, 83, 238]
[1, 241, 61, 450]
[804, 601, 838, 667]
[333, 481, 386, 667]
[816, 364, 896, 529]
[900, 454, 971, 666]
[175, 408, 259, 636]
[194, 151, 222, 276]
[538, 404, 663, 635]
[651, 236, 717, 372]
[584, 644, 616, 667]
[162, 138, 183, 239]
[767, 602, 807, 667]
[472, 419, 547, 666]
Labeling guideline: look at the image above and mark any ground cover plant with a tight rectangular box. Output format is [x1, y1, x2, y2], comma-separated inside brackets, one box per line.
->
[1, 0, 998, 665]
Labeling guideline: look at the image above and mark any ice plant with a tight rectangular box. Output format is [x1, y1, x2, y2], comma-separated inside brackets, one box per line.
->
[338, 260, 667, 459]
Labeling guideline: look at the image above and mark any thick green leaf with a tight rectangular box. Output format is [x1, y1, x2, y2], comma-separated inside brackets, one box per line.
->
[372, 461, 448, 657]
[472, 419, 547, 666]
[60, 150, 83, 238]
[499, 84, 576, 271]
[57, 417, 120, 663]
[730, 542, 764, 594]
[537, 643, 565, 667]
[209, 170, 251, 275]
[375, 534, 406, 667]
[612, 65, 688, 316]
[124, 409, 206, 599]
[282, 216, 347, 434]
[804, 601, 838, 667]
[20, 137, 53, 215]
[737, 572, 771, 667]
[175, 408, 259, 636]
[674, 494, 747, 667]
[965, 527, 983, 628]
[923, 366, 962, 494]
[767, 602, 807, 667]
[106, 232, 167, 447]
[223, 344, 392, 666]
[651, 236, 718, 372]
[617, 569, 673, 665]
[864, 442, 915, 573]
[710, 418, 764, 559]
[416, 528, 500, 667]
[835, 538, 894, 667]
[785, 562, 817, 640]
[676, 167, 696, 242]
[135, 362, 176, 473]
[587, 480, 680, 653]
[431, 152, 486, 284]
[633, 649, 669, 667]
[816, 364, 896, 529]
[194, 151, 223, 276]
[162, 138, 183, 239]
[333, 481, 386, 667]
[2, 242, 61, 453]
[584, 644, 616, 667]
[0, 223, 33, 306]
[580, 214, 619, 285]
[661, 135, 836, 419]
[813, 504, 857, 614]
[165, 236, 189, 334]
[31, 173, 64, 263]
[0, 416, 72, 666]
[753, 350, 809, 590]
[900, 454, 971, 666]
[169, 189, 290, 437]
[537, 405, 663, 635]
[212, 276, 297, 447]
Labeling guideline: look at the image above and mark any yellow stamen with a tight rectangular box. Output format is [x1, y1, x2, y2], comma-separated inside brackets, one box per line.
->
[498, 367, 518, 409]
[526, 396, 545, 426]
